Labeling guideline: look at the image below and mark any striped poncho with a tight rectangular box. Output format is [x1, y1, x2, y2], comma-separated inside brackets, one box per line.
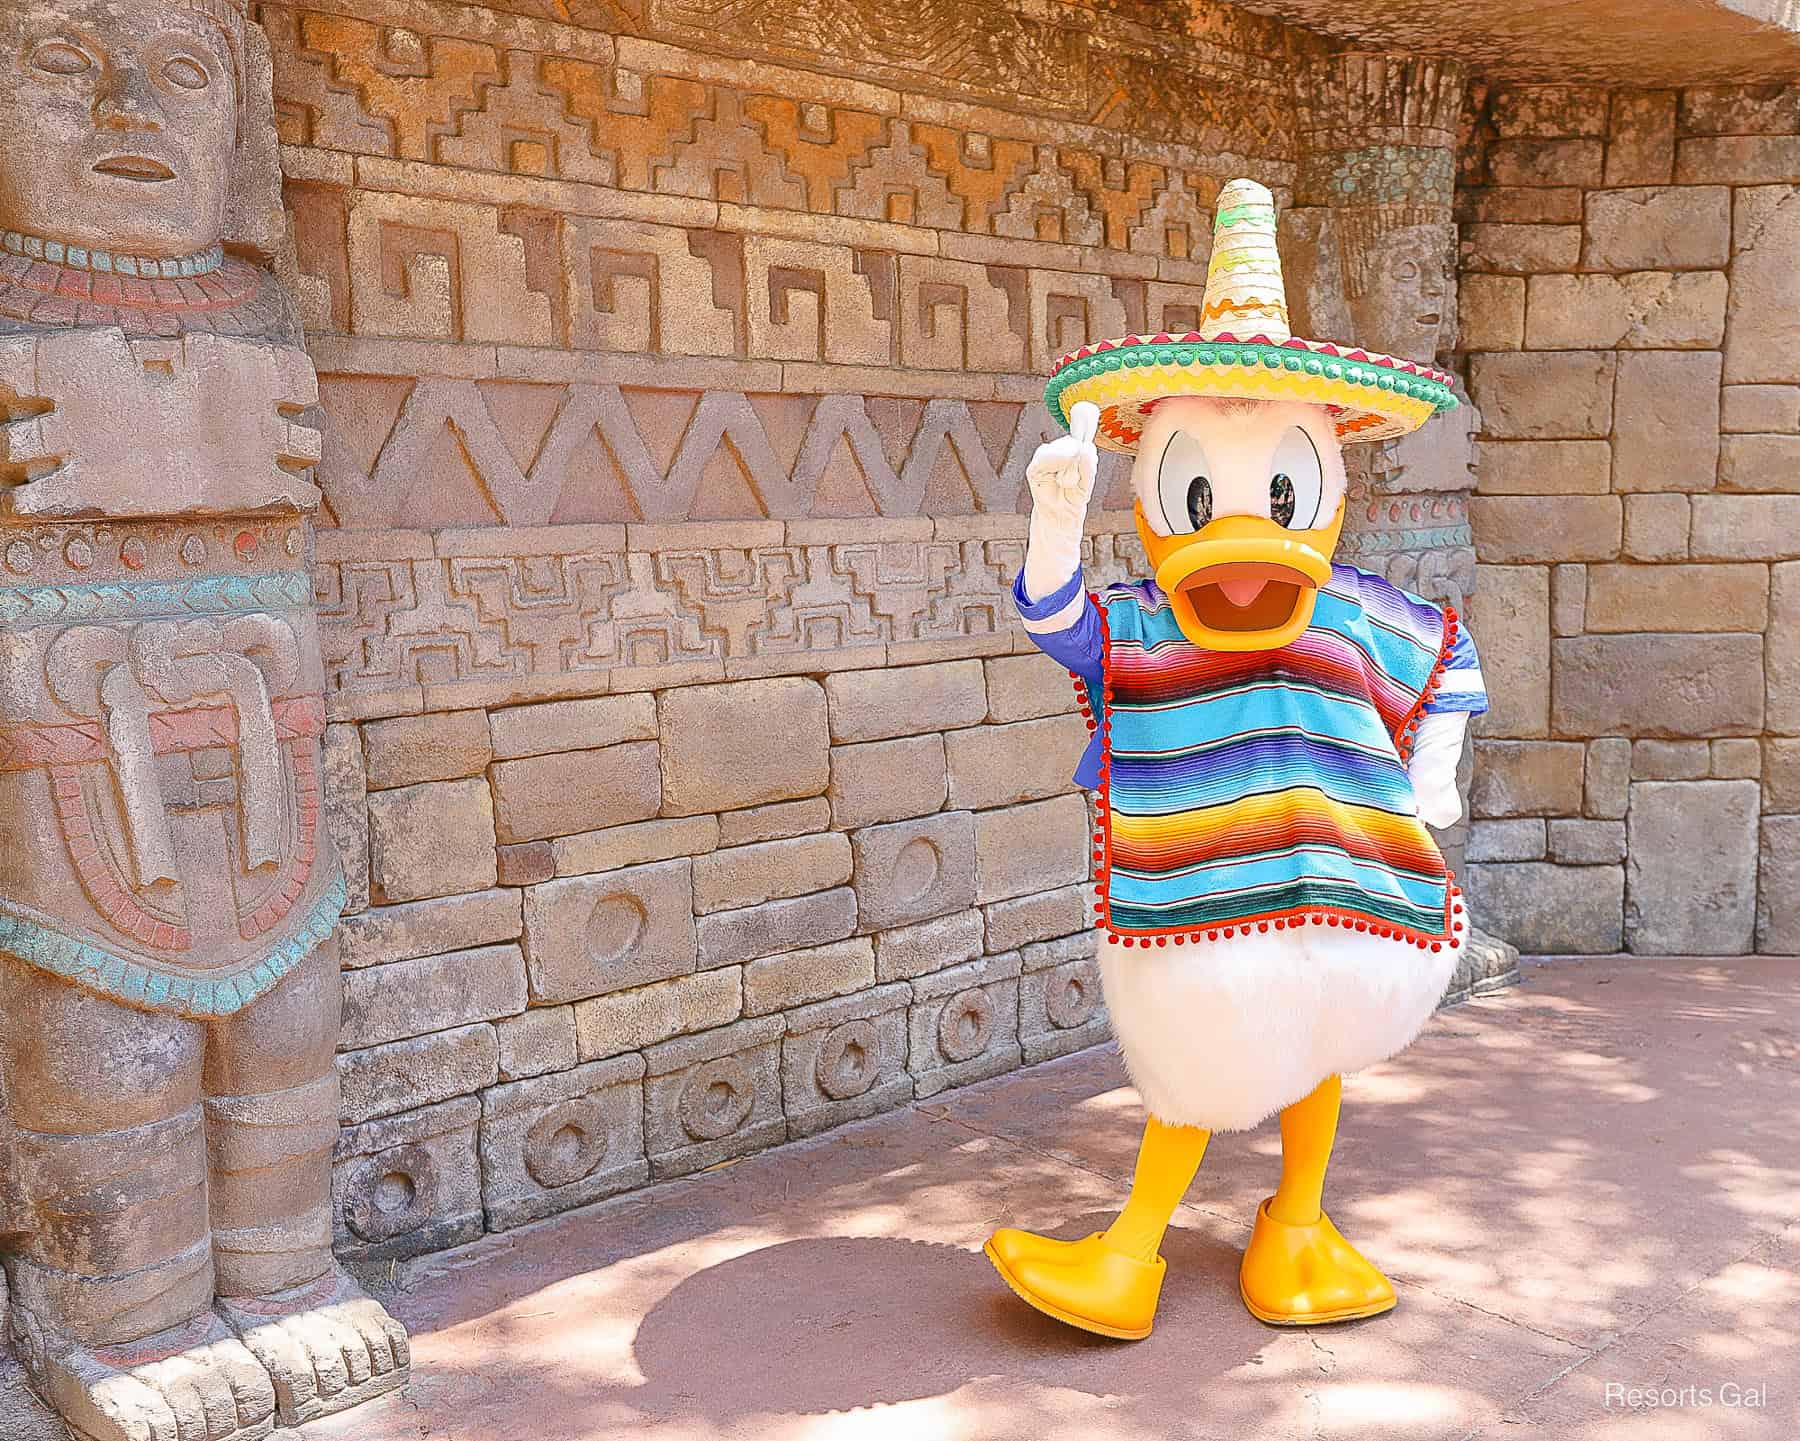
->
[1015, 564, 1487, 948]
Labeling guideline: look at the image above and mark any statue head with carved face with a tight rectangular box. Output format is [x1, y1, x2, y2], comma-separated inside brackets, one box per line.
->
[0, 0, 246, 260]
[1338, 212, 1455, 369]
[1047, 179, 1461, 652]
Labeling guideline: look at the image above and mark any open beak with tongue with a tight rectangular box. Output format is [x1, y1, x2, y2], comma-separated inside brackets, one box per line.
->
[1136, 506, 1345, 653]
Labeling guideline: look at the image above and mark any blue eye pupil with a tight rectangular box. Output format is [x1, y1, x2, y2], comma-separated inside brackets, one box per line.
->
[1186, 477, 1212, 529]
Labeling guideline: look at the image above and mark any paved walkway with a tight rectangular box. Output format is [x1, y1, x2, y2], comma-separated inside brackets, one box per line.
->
[305, 955, 1799, 1441]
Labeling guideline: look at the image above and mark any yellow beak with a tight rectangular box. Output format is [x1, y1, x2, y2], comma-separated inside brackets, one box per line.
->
[1134, 504, 1345, 652]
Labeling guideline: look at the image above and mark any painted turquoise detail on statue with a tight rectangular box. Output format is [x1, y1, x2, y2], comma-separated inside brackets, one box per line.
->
[0, 867, 345, 1017]
[0, 570, 313, 626]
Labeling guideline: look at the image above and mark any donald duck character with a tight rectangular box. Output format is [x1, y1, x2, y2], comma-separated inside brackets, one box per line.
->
[986, 179, 1489, 1339]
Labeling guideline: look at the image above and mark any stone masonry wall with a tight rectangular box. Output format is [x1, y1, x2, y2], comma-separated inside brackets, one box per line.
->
[1457, 82, 1800, 955]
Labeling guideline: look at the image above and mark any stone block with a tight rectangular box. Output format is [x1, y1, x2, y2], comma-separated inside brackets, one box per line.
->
[1458, 186, 1585, 223]
[488, 694, 656, 760]
[552, 815, 719, 877]
[985, 653, 1082, 723]
[1584, 564, 1768, 633]
[1604, 92, 1676, 186]
[1469, 352, 1614, 439]
[1470, 741, 1585, 817]
[643, 1017, 785, 1178]
[1724, 185, 1800, 386]
[338, 888, 522, 970]
[321, 722, 369, 914]
[1463, 862, 1624, 954]
[495, 841, 554, 887]
[824, 660, 987, 742]
[874, 908, 985, 982]
[1551, 565, 1586, 637]
[1757, 817, 1800, 953]
[1526, 272, 1725, 351]
[521, 860, 697, 1003]
[1711, 737, 1763, 781]
[494, 1006, 577, 1082]
[743, 937, 876, 1016]
[659, 679, 829, 815]
[491, 741, 661, 843]
[1677, 135, 1800, 187]
[1691, 496, 1800, 560]
[574, 968, 743, 1061]
[368, 779, 497, 903]
[983, 884, 1090, 952]
[780, 983, 913, 1139]
[1625, 780, 1759, 954]
[1490, 137, 1605, 187]
[363, 710, 492, 789]
[341, 944, 527, 1050]
[907, 951, 1023, 1099]
[974, 793, 1091, 903]
[1466, 818, 1547, 862]
[1553, 634, 1764, 737]
[1719, 434, 1800, 492]
[827, 734, 947, 829]
[716, 797, 832, 846]
[1461, 224, 1582, 273]
[1583, 187, 1730, 270]
[1458, 274, 1525, 351]
[1474, 440, 1611, 495]
[333, 1098, 483, 1262]
[1623, 494, 1690, 561]
[1470, 497, 1620, 564]
[478, 1055, 647, 1230]
[1548, 819, 1627, 864]
[1469, 565, 1550, 737]
[338, 1023, 499, 1125]
[1679, 86, 1800, 135]
[1721, 385, 1800, 434]
[1612, 352, 1722, 493]
[1767, 739, 1800, 810]
[1585, 738, 1632, 819]
[1631, 740, 1711, 780]
[1491, 88, 1608, 139]
[945, 716, 1087, 810]
[1018, 938, 1109, 1064]
[692, 833, 852, 914]
[1771, 563, 1800, 736]
[697, 887, 858, 968]
[850, 811, 978, 930]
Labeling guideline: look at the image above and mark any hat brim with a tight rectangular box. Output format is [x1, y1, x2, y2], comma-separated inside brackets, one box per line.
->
[1046, 333, 1459, 454]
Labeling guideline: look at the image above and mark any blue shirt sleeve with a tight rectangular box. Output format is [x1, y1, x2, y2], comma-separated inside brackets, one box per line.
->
[1011, 568, 1103, 684]
[1422, 616, 1488, 716]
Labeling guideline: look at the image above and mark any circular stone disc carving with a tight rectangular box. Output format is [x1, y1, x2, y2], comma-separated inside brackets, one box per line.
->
[344, 1145, 438, 1243]
[891, 838, 943, 907]
[937, 986, 993, 1063]
[678, 1056, 756, 1141]
[523, 1100, 610, 1189]
[814, 1019, 879, 1101]
[1046, 967, 1097, 1030]
[584, 893, 648, 967]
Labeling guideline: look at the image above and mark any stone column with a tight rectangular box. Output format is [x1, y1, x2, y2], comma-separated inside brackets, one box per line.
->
[1287, 52, 1517, 992]
[0, 4, 408, 1437]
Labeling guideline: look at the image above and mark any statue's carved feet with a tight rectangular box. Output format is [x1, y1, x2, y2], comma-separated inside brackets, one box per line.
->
[9, 1306, 277, 1441]
[214, 1267, 409, 1428]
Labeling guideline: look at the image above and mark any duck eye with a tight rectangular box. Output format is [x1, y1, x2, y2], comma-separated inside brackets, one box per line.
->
[1268, 425, 1324, 530]
[1154, 430, 1214, 536]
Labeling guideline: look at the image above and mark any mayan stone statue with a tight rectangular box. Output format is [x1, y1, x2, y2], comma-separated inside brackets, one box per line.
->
[0, 2, 408, 1436]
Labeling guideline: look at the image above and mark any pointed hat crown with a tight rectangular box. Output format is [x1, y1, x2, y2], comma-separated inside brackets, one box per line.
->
[1198, 179, 1290, 344]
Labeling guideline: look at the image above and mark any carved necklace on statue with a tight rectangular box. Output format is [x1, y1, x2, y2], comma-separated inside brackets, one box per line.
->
[0, 228, 292, 340]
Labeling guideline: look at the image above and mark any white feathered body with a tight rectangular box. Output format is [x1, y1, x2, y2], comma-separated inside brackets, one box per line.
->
[1098, 926, 1460, 1133]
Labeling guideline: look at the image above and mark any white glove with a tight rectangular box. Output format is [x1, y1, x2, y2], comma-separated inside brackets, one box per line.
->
[1022, 401, 1099, 603]
[1408, 710, 1468, 830]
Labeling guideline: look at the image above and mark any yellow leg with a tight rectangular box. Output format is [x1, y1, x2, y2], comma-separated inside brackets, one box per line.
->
[985, 1117, 1208, 1340]
[1240, 1075, 1397, 1325]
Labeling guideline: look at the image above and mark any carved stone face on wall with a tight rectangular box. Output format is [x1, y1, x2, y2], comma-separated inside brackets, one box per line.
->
[1345, 223, 1452, 365]
[0, 0, 237, 257]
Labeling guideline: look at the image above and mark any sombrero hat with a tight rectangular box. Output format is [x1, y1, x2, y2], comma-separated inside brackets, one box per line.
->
[1045, 179, 1459, 453]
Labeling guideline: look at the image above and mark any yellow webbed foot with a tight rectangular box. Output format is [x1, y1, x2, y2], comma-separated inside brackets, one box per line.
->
[1238, 1198, 1396, 1325]
[984, 1233, 1165, 1341]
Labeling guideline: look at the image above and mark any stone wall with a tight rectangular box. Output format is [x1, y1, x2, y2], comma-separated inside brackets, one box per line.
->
[1457, 82, 1799, 955]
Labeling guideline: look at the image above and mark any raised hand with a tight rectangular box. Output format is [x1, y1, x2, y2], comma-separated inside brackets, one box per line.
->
[1027, 400, 1099, 529]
